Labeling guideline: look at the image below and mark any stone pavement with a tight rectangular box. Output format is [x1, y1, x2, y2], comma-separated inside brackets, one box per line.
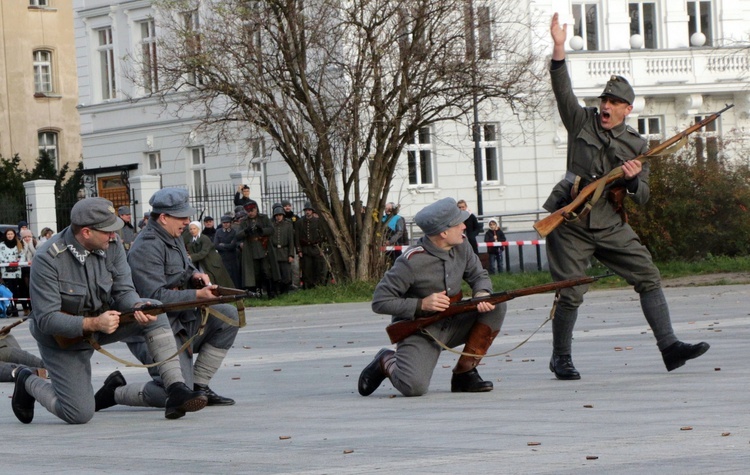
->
[1, 284, 748, 474]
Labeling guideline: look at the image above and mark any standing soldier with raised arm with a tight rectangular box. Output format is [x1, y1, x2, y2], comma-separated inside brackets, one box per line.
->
[543, 13, 708, 380]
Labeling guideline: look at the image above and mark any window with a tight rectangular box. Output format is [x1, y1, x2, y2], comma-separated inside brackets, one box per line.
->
[33, 50, 53, 94]
[183, 10, 203, 85]
[465, 3, 493, 61]
[29, 0, 48, 7]
[97, 27, 116, 100]
[693, 114, 719, 163]
[406, 127, 434, 186]
[243, 1, 262, 54]
[687, 1, 712, 46]
[478, 123, 501, 182]
[637, 116, 663, 147]
[146, 151, 161, 171]
[249, 138, 265, 172]
[629, 2, 657, 48]
[140, 19, 158, 94]
[190, 146, 207, 198]
[572, 2, 599, 51]
[38, 131, 58, 167]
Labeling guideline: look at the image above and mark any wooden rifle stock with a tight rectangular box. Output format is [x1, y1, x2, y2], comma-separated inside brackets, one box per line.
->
[534, 104, 735, 237]
[385, 274, 613, 344]
[53, 289, 255, 349]
[0, 317, 27, 337]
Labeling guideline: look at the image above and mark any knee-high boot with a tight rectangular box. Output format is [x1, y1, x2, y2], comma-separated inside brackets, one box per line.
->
[451, 322, 499, 392]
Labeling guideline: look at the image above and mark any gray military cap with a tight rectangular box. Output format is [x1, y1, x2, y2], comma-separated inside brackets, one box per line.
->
[220, 215, 232, 223]
[117, 205, 131, 216]
[414, 197, 469, 236]
[303, 201, 314, 211]
[598, 75, 635, 105]
[149, 188, 196, 218]
[273, 206, 284, 216]
[71, 197, 124, 232]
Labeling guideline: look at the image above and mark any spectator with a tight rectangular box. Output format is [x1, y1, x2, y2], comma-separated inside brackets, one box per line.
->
[382, 202, 408, 262]
[18, 229, 36, 315]
[234, 185, 252, 207]
[457, 200, 480, 255]
[236, 200, 280, 297]
[282, 200, 300, 288]
[214, 215, 241, 288]
[0, 229, 23, 317]
[483, 218, 506, 274]
[186, 221, 234, 288]
[202, 216, 217, 240]
[138, 212, 149, 230]
[38, 228, 54, 243]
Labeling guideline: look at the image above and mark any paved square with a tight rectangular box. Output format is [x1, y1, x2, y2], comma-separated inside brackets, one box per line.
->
[1, 284, 746, 474]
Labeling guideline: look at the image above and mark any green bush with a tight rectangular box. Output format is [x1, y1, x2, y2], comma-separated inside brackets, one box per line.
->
[627, 139, 750, 261]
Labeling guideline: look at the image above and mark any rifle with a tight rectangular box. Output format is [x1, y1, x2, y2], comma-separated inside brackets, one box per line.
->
[385, 274, 612, 344]
[0, 317, 27, 337]
[533, 104, 735, 237]
[54, 290, 256, 349]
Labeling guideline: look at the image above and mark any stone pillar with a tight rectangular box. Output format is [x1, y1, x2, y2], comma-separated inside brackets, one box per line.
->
[130, 175, 162, 221]
[24, 179, 57, 233]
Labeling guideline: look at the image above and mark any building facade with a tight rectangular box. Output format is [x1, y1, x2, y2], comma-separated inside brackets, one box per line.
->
[0, 0, 81, 171]
[72, 0, 750, 229]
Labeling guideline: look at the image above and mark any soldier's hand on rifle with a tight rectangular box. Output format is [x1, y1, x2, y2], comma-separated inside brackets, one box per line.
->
[83, 310, 121, 334]
[622, 159, 642, 179]
[131, 302, 157, 325]
[196, 285, 219, 300]
[473, 291, 496, 313]
[421, 291, 451, 312]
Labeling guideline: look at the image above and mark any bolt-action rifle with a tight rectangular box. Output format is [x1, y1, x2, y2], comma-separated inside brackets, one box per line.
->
[385, 274, 613, 344]
[53, 287, 256, 349]
[533, 104, 735, 237]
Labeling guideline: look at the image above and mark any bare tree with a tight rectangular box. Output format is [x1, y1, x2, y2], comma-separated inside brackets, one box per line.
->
[149, 0, 547, 281]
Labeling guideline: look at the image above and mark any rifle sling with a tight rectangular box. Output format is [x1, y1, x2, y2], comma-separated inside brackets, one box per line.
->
[86, 303, 245, 368]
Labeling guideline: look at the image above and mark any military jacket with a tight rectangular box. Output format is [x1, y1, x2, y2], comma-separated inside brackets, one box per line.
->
[271, 219, 295, 262]
[372, 236, 491, 324]
[28, 228, 141, 348]
[545, 62, 650, 230]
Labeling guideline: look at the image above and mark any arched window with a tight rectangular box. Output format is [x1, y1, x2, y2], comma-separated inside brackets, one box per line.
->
[38, 131, 59, 168]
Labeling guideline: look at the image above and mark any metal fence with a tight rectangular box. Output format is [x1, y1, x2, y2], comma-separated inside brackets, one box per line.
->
[188, 181, 309, 220]
[0, 188, 28, 227]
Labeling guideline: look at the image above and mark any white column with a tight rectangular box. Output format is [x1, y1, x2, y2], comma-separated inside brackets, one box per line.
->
[130, 175, 162, 220]
[24, 179, 57, 233]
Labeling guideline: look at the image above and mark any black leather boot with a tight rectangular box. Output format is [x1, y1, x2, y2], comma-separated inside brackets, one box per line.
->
[164, 382, 208, 419]
[194, 384, 235, 406]
[95, 371, 127, 411]
[451, 368, 493, 392]
[12, 367, 35, 424]
[358, 348, 395, 396]
[549, 354, 581, 380]
[662, 341, 710, 371]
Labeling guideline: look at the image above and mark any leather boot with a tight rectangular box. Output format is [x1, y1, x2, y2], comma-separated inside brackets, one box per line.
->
[194, 384, 235, 406]
[549, 354, 581, 380]
[95, 371, 127, 412]
[451, 368, 493, 392]
[453, 323, 499, 374]
[164, 382, 208, 420]
[358, 348, 396, 396]
[12, 367, 35, 424]
[662, 341, 710, 372]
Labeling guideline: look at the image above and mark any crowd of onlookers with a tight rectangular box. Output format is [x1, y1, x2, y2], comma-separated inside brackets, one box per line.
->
[0, 221, 55, 317]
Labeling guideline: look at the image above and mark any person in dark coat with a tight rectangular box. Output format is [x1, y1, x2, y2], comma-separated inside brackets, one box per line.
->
[236, 200, 279, 298]
[295, 201, 327, 289]
[186, 221, 234, 288]
[271, 206, 295, 294]
[483, 218, 506, 274]
[234, 185, 252, 207]
[201, 216, 217, 240]
[214, 215, 241, 288]
[457, 199, 480, 255]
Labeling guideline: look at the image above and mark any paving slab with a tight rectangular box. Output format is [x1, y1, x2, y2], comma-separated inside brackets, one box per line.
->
[0, 284, 747, 474]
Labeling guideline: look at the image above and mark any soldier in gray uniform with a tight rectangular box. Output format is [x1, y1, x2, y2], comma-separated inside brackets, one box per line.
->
[358, 197, 506, 397]
[115, 205, 137, 251]
[544, 13, 709, 380]
[119, 188, 239, 407]
[11, 197, 207, 424]
[296, 201, 327, 289]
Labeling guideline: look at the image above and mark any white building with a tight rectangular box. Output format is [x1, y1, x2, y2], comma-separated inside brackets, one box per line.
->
[73, 0, 750, 229]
